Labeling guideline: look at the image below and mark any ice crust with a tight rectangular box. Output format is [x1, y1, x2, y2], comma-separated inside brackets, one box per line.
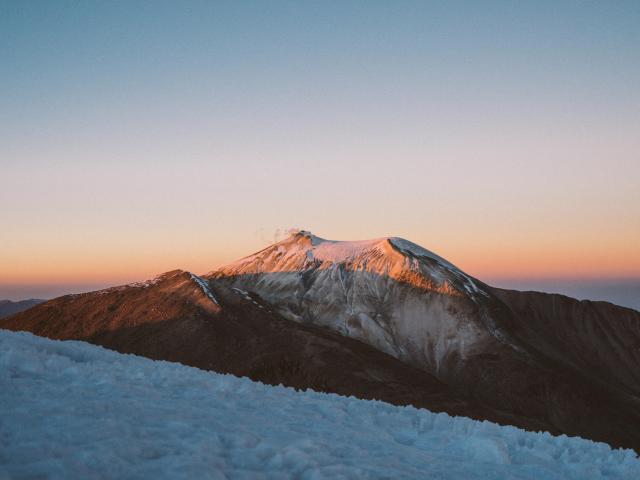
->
[1, 329, 638, 480]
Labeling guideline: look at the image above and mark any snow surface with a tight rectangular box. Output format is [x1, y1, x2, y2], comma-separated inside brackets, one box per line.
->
[1, 330, 638, 480]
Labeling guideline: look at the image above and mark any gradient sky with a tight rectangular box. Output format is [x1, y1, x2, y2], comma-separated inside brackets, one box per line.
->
[1, 1, 639, 306]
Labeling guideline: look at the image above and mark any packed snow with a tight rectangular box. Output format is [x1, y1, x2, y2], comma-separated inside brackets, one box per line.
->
[1, 330, 638, 480]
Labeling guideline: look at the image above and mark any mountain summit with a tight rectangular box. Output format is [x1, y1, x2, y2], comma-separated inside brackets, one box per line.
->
[214, 230, 486, 299]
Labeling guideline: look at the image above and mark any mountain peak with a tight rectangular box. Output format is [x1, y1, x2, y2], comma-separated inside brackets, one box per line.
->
[264, 232, 462, 273]
[280, 231, 393, 260]
[210, 233, 485, 300]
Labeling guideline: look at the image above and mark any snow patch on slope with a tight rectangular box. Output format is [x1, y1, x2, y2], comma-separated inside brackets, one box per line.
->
[1, 329, 638, 480]
[189, 273, 219, 306]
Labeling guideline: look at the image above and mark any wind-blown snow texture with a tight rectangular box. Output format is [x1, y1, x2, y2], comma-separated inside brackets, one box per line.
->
[1, 330, 638, 480]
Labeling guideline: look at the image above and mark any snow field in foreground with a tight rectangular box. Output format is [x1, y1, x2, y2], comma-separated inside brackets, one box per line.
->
[1, 330, 638, 479]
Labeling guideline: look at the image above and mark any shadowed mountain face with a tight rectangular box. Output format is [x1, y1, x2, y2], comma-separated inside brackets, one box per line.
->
[3, 231, 640, 451]
[0, 299, 44, 318]
[490, 288, 640, 400]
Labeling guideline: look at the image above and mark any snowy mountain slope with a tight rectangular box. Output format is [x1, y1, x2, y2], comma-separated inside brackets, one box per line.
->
[1, 329, 639, 480]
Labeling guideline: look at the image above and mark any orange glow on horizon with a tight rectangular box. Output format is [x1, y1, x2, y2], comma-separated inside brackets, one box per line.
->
[1, 236, 638, 287]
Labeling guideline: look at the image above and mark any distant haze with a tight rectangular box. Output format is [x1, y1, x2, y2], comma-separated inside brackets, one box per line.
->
[486, 278, 640, 312]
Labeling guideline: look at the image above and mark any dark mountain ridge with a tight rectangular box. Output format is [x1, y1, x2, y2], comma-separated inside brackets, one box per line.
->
[0, 298, 45, 318]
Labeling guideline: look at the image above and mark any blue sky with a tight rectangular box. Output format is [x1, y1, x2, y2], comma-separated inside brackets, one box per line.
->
[1, 1, 639, 307]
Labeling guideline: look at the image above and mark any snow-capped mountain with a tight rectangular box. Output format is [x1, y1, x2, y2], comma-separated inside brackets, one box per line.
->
[3, 230, 640, 452]
[209, 230, 504, 375]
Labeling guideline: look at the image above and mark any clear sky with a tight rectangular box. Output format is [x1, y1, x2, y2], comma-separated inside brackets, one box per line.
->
[1, 1, 639, 306]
